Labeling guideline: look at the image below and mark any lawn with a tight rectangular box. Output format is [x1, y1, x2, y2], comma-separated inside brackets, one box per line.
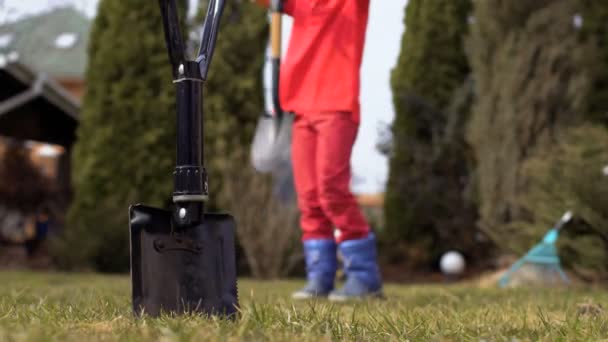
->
[0, 271, 606, 341]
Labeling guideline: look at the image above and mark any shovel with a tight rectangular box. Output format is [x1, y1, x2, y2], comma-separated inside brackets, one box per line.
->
[251, 0, 293, 173]
[129, 0, 237, 317]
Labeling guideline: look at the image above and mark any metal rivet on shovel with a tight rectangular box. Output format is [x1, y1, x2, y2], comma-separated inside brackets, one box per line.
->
[129, 0, 237, 318]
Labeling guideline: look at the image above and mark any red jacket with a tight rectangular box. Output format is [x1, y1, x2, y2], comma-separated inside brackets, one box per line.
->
[281, 0, 370, 123]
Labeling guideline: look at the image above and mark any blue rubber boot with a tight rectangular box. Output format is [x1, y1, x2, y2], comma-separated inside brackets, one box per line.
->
[329, 233, 383, 301]
[292, 239, 337, 300]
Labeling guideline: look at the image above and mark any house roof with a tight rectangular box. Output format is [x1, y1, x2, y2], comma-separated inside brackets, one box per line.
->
[0, 62, 80, 147]
[0, 7, 91, 79]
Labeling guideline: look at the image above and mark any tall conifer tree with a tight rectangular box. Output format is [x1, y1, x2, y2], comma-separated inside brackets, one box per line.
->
[385, 0, 474, 267]
[61, 0, 187, 271]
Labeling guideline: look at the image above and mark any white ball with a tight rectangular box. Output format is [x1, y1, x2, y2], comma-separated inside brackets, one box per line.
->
[440, 251, 466, 275]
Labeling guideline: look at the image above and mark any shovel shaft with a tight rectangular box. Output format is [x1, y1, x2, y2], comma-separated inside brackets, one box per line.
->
[172, 63, 208, 204]
[176, 79, 203, 167]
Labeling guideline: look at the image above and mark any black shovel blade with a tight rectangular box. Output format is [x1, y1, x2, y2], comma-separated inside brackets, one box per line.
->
[129, 204, 238, 317]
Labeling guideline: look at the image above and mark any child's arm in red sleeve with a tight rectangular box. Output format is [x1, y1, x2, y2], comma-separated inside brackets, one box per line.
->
[251, 0, 269, 7]
[282, 0, 295, 16]
[252, 0, 294, 16]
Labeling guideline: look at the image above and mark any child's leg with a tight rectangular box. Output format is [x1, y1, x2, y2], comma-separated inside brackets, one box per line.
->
[312, 112, 370, 243]
[291, 115, 334, 240]
[312, 112, 383, 300]
[291, 114, 337, 299]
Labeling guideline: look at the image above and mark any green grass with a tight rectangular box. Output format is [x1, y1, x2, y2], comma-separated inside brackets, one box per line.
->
[0, 272, 607, 341]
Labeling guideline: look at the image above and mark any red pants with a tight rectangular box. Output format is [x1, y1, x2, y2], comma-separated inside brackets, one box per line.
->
[291, 112, 370, 243]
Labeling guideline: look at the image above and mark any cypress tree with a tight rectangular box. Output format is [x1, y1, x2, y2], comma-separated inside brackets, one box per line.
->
[580, 1, 608, 125]
[468, 1, 608, 273]
[514, 125, 608, 280]
[56, 0, 187, 272]
[467, 0, 591, 244]
[384, 0, 474, 268]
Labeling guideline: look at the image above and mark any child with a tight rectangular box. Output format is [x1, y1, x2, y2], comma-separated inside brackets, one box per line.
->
[255, 0, 382, 300]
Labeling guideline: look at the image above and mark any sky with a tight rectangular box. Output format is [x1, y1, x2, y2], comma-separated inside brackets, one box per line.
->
[1, 0, 408, 194]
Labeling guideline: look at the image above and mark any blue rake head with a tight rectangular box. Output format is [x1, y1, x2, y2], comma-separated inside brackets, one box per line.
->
[498, 211, 573, 288]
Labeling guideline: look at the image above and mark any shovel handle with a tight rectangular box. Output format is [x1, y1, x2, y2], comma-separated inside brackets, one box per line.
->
[269, 0, 282, 115]
[159, 0, 226, 81]
[196, 0, 226, 81]
[157, 0, 228, 214]
[159, 0, 186, 79]
[270, 0, 282, 59]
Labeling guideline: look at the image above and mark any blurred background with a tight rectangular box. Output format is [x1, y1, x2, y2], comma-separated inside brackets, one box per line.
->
[1, 0, 607, 286]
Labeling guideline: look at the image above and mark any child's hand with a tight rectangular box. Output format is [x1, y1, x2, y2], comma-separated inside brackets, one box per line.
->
[251, 0, 269, 7]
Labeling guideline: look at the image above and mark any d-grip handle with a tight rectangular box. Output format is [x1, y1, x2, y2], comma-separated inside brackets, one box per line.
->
[159, 0, 226, 80]
[196, 0, 225, 80]
[159, 0, 185, 79]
